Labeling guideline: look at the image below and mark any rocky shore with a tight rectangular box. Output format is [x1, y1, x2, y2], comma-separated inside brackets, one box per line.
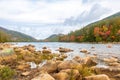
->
[0, 43, 120, 80]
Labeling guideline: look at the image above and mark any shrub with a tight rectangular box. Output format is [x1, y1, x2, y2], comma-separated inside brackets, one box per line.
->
[0, 66, 15, 80]
[75, 65, 93, 77]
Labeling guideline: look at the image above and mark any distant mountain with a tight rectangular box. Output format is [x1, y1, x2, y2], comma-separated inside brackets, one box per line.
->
[0, 26, 36, 42]
[59, 12, 120, 42]
[44, 34, 64, 42]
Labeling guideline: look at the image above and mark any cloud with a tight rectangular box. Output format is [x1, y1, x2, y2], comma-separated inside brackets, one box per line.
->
[0, 0, 120, 39]
[63, 3, 111, 26]
[0, 0, 83, 24]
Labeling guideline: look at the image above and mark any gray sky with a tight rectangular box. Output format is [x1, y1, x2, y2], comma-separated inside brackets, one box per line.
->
[0, 0, 120, 39]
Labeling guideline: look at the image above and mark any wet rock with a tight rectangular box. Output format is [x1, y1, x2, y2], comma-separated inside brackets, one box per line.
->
[107, 44, 112, 48]
[58, 60, 82, 71]
[53, 72, 69, 80]
[80, 49, 88, 53]
[42, 46, 47, 49]
[57, 47, 73, 53]
[84, 74, 110, 80]
[91, 46, 95, 49]
[32, 73, 55, 80]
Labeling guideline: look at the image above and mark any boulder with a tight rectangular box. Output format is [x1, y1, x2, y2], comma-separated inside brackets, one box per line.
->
[80, 49, 88, 53]
[82, 57, 97, 67]
[58, 60, 82, 70]
[103, 57, 118, 63]
[84, 74, 110, 80]
[114, 74, 120, 80]
[108, 62, 120, 67]
[32, 73, 55, 80]
[93, 67, 120, 78]
[42, 46, 47, 49]
[17, 64, 30, 71]
[57, 47, 73, 53]
[21, 71, 30, 76]
[60, 69, 80, 80]
[53, 72, 69, 80]
[42, 49, 51, 54]
[27, 46, 36, 52]
[39, 60, 60, 73]
[73, 56, 82, 63]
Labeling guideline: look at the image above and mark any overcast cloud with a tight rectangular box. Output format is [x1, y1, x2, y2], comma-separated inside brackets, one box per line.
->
[0, 0, 120, 39]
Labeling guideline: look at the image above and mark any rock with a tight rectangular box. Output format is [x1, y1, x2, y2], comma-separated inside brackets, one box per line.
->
[114, 74, 120, 80]
[40, 60, 60, 73]
[91, 46, 95, 49]
[84, 74, 110, 80]
[57, 47, 73, 53]
[82, 57, 97, 67]
[53, 72, 69, 80]
[42, 46, 47, 49]
[93, 67, 120, 78]
[108, 62, 120, 67]
[17, 64, 30, 71]
[27, 46, 36, 52]
[21, 71, 30, 76]
[61, 53, 67, 58]
[58, 60, 82, 71]
[103, 57, 118, 63]
[73, 56, 82, 63]
[60, 69, 80, 80]
[32, 73, 55, 80]
[42, 49, 51, 54]
[80, 49, 88, 53]
[107, 44, 112, 48]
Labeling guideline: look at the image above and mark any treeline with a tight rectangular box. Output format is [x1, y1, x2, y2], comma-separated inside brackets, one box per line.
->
[59, 12, 120, 42]
[0, 30, 10, 42]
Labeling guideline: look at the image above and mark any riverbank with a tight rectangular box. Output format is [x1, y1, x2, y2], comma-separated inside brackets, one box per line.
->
[0, 43, 120, 80]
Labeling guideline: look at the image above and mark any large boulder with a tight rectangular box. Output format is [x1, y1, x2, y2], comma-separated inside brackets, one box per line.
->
[53, 72, 69, 80]
[58, 60, 82, 71]
[39, 60, 61, 73]
[93, 67, 120, 78]
[82, 57, 97, 67]
[84, 74, 110, 80]
[32, 73, 55, 80]
[60, 69, 80, 80]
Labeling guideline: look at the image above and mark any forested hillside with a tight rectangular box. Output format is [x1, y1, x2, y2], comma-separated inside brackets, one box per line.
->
[59, 12, 120, 42]
[0, 27, 36, 42]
